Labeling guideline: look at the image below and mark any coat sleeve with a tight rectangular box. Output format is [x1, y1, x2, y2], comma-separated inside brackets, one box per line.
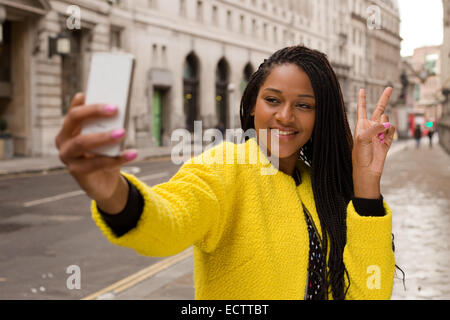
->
[342, 200, 396, 300]
[90, 144, 233, 257]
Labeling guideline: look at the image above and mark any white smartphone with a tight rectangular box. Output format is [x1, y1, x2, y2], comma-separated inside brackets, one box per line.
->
[81, 52, 135, 157]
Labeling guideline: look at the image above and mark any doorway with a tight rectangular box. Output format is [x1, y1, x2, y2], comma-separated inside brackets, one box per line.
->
[152, 89, 164, 147]
[183, 52, 199, 133]
[216, 58, 229, 131]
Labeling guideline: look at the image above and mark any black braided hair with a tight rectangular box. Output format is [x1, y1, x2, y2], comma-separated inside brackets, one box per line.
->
[240, 45, 354, 300]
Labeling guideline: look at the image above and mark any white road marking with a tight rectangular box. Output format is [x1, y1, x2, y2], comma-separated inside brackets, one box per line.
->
[23, 190, 85, 208]
[23, 171, 170, 208]
[136, 172, 170, 182]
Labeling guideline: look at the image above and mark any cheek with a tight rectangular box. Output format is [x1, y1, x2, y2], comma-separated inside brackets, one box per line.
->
[303, 112, 316, 133]
[253, 104, 271, 128]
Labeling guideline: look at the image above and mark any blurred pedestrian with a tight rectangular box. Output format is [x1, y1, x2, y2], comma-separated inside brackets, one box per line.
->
[414, 124, 422, 149]
[427, 127, 434, 148]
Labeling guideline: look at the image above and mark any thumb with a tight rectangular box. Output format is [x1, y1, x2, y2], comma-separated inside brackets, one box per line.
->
[360, 122, 391, 141]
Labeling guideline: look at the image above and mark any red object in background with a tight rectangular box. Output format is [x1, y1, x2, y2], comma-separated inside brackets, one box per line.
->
[409, 113, 415, 137]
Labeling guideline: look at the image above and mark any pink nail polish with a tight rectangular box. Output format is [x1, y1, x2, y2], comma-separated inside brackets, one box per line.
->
[111, 129, 125, 139]
[104, 104, 117, 113]
[379, 133, 385, 140]
[383, 122, 391, 129]
[380, 139, 385, 144]
[125, 150, 138, 161]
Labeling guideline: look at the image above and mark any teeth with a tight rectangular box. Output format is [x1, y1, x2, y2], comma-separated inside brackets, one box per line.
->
[272, 130, 297, 136]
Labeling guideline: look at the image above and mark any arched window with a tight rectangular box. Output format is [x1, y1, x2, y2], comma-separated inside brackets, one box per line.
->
[215, 58, 230, 131]
[240, 63, 254, 93]
[183, 52, 200, 132]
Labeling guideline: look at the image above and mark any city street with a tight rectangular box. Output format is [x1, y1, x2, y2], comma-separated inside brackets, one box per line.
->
[0, 156, 181, 299]
[386, 138, 450, 299]
[0, 137, 449, 300]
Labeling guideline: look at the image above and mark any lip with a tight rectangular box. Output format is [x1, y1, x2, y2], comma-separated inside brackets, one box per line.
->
[270, 127, 299, 133]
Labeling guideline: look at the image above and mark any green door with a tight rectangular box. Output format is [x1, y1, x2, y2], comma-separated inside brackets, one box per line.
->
[152, 89, 163, 146]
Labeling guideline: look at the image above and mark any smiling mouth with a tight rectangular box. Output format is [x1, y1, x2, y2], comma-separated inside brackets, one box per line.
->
[270, 129, 299, 136]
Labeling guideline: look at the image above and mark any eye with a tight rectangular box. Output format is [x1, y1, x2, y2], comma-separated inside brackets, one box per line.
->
[264, 97, 280, 104]
[296, 104, 313, 109]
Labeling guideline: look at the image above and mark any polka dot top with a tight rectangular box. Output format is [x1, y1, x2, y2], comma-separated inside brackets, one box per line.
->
[294, 167, 327, 300]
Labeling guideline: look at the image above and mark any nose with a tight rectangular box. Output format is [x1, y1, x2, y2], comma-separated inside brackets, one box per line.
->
[275, 103, 295, 123]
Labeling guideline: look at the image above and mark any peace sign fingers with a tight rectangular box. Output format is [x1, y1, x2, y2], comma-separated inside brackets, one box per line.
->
[371, 87, 393, 122]
[357, 89, 368, 122]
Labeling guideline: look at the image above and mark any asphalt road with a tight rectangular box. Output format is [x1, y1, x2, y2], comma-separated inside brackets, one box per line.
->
[0, 157, 181, 300]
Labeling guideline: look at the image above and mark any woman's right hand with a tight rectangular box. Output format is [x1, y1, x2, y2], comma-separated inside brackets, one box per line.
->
[55, 92, 138, 206]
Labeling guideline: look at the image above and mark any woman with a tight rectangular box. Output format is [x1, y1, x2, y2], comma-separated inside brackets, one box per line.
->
[55, 46, 397, 300]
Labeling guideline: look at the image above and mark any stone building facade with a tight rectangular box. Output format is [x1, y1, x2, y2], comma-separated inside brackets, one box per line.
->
[410, 46, 443, 125]
[0, 0, 402, 157]
[440, 0, 450, 153]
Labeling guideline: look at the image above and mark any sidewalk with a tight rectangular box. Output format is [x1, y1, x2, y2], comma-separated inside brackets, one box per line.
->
[0, 145, 174, 176]
[0, 138, 412, 177]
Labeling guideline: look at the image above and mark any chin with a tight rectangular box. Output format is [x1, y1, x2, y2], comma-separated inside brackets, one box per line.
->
[266, 144, 302, 159]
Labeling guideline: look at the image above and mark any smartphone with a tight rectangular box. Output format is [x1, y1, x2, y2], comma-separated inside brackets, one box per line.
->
[81, 52, 135, 157]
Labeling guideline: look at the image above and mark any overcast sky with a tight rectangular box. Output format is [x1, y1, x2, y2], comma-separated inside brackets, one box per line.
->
[398, 0, 444, 57]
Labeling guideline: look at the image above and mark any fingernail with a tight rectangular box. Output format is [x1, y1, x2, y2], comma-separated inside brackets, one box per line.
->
[380, 139, 385, 144]
[124, 150, 138, 161]
[379, 133, 385, 140]
[104, 104, 117, 113]
[383, 122, 391, 129]
[111, 128, 125, 139]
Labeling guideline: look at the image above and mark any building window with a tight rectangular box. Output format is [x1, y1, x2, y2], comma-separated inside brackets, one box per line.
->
[252, 18, 257, 36]
[241, 63, 254, 93]
[197, 1, 204, 22]
[148, 0, 157, 9]
[161, 45, 167, 67]
[212, 5, 218, 26]
[240, 14, 245, 33]
[359, 57, 363, 75]
[61, 30, 83, 115]
[0, 21, 11, 84]
[180, 0, 186, 17]
[216, 58, 229, 130]
[110, 27, 122, 51]
[183, 53, 200, 133]
[226, 10, 232, 30]
[414, 84, 421, 101]
[152, 44, 158, 66]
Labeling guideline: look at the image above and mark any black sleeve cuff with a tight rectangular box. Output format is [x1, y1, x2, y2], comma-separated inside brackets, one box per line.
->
[352, 194, 385, 217]
[97, 175, 145, 237]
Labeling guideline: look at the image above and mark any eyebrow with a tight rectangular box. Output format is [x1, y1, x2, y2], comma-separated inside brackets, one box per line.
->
[263, 88, 315, 99]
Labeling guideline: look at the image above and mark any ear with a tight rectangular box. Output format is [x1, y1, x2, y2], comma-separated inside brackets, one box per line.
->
[250, 108, 255, 116]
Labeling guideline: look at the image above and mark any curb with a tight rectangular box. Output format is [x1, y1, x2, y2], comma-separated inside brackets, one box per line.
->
[0, 140, 413, 178]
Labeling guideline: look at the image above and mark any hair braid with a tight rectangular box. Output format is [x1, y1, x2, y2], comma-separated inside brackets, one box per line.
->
[240, 45, 354, 299]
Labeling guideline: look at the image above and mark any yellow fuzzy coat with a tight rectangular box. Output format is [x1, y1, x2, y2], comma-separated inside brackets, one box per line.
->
[91, 137, 395, 300]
